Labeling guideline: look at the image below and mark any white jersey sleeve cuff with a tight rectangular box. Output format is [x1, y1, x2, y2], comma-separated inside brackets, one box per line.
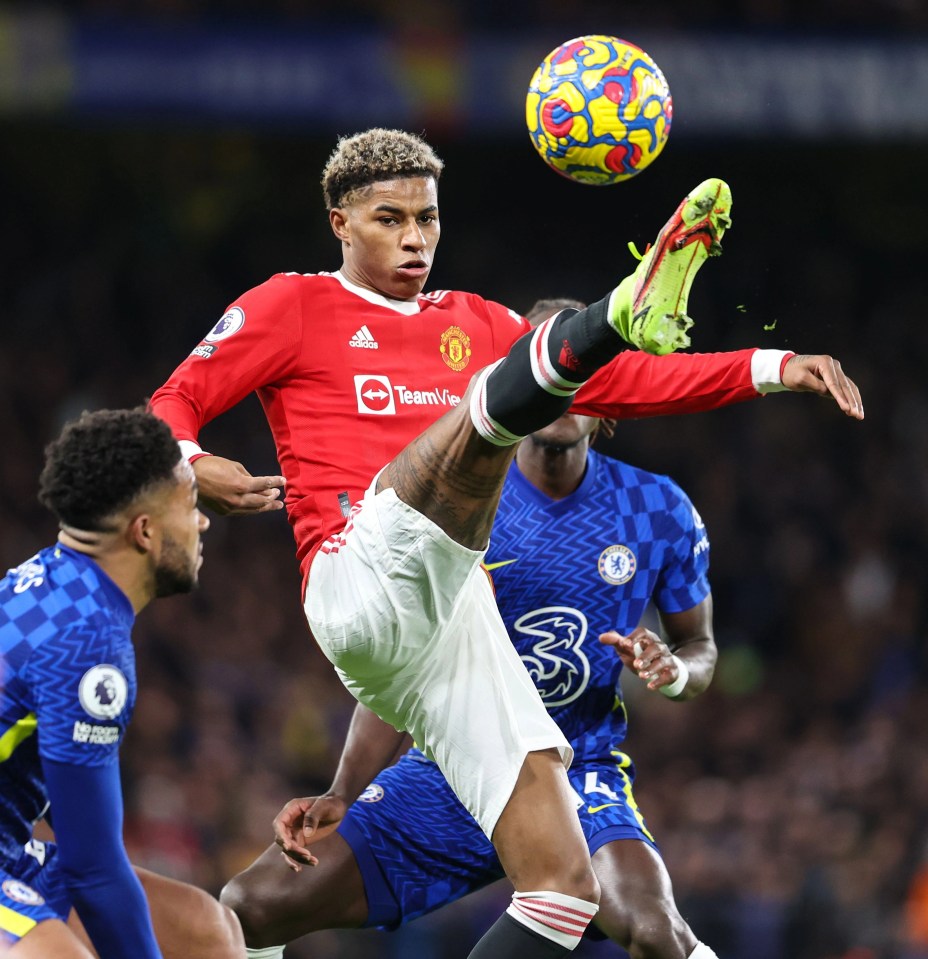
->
[178, 439, 209, 462]
[751, 349, 793, 394]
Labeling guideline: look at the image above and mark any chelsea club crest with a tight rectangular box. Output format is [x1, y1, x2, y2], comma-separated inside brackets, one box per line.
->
[598, 544, 637, 585]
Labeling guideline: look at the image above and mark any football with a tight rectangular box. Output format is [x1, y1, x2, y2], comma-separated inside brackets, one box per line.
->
[526, 35, 673, 186]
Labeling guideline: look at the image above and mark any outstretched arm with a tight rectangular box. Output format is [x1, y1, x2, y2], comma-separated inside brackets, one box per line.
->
[600, 595, 716, 701]
[273, 704, 409, 871]
[572, 348, 864, 421]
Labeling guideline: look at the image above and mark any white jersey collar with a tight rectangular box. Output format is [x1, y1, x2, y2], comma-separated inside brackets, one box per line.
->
[331, 270, 422, 315]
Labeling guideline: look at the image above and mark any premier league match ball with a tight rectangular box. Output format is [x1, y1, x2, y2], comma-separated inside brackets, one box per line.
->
[526, 35, 673, 186]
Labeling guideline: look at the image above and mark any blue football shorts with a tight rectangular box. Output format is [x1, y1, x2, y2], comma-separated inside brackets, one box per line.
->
[0, 840, 70, 946]
[338, 746, 659, 930]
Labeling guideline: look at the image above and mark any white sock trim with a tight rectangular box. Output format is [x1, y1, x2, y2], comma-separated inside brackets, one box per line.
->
[506, 890, 598, 950]
[245, 947, 285, 959]
[469, 361, 526, 447]
[529, 317, 585, 396]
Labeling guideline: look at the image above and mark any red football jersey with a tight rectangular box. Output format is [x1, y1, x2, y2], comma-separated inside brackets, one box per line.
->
[150, 271, 760, 580]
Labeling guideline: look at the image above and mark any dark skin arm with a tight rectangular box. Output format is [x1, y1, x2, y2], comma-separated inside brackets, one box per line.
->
[273, 704, 410, 870]
[192, 455, 286, 515]
[781, 354, 863, 420]
[599, 595, 715, 701]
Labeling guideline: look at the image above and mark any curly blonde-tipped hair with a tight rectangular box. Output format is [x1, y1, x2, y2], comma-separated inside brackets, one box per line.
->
[321, 128, 444, 210]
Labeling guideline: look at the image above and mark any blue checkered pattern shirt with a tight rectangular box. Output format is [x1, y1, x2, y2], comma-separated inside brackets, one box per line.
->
[0, 544, 136, 863]
[485, 449, 710, 748]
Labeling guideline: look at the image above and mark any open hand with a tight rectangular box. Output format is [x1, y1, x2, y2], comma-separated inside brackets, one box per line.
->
[599, 627, 684, 693]
[193, 455, 286, 515]
[781, 354, 864, 420]
[272, 794, 348, 873]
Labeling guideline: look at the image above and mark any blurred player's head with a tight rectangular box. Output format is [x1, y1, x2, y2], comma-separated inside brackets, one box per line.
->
[525, 298, 587, 324]
[323, 129, 444, 301]
[39, 408, 208, 599]
[524, 299, 615, 451]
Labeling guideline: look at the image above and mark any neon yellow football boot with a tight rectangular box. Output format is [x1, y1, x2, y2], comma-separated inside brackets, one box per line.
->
[609, 178, 733, 355]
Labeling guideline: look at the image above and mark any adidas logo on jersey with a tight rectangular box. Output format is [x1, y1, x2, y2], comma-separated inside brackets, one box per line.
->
[349, 326, 379, 350]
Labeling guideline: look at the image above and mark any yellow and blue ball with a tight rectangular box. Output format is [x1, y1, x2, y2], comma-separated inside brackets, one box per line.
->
[526, 35, 673, 186]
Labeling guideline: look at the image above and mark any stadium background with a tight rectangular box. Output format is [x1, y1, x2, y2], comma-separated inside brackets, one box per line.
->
[1, 3, 927, 957]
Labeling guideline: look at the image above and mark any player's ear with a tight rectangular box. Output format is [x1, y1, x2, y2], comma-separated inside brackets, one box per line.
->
[329, 207, 350, 244]
[127, 512, 156, 555]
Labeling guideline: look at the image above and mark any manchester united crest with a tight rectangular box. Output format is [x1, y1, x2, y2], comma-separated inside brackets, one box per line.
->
[440, 326, 472, 372]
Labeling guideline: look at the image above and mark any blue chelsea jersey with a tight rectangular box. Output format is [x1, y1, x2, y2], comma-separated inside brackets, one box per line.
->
[0, 545, 137, 864]
[485, 449, 710, 749]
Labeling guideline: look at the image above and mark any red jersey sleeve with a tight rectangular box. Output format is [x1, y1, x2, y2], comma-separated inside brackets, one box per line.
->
[150, 274, 303, 442]
[474, 296, 760, 419]
[571, 348, 760, 419]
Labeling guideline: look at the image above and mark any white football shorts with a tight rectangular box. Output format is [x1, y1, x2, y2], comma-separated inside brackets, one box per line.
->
[304, 479, 572, 838]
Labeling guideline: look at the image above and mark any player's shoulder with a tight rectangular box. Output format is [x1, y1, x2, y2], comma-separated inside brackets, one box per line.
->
[238, 270, 341, 302]
[420, 289, 528, 330]
[1, 546, 63, 619]
[217, 271, 345, 332]
[1, 547, 129, 652]
[270, 270, 338, 285]
[591, 450, 691, 505]
[259, 270, 344, 296]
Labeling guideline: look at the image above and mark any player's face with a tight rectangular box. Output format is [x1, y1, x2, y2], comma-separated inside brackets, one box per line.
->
[332, 177, 440, 301]
[529, 412, 600, 451]
[153, 460, 209, 598]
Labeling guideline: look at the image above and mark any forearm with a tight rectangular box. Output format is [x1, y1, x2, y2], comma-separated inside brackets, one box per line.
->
[574, 347, 755, 417]
[44, 759, 161, 959]
[328, 703, 409, 801]
[658, 601, 717, 701]
[68, 867, 161, 959]
[664, 637, 716, 700]
[572, 347, 793, 419]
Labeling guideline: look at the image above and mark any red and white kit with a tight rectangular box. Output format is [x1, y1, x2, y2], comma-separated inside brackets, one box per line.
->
[152, 269, 788, 834]
[151, 270, 783, 582]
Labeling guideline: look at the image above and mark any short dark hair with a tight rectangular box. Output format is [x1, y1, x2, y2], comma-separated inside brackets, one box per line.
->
[321, 128, 444, 210]
[525, 297, 587, 326]
[38, 408, 182, 531]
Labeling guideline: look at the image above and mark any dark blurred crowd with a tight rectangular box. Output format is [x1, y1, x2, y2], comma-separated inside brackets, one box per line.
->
[8, 0, 928, 31]
[2, 123, 928, 959]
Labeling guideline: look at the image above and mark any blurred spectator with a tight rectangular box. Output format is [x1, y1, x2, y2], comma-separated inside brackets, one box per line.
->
[7, 0, 928, 30]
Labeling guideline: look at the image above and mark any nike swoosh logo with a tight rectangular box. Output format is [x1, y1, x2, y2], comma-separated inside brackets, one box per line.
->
[587, 803, 624, 814]
[484, 559, 518, 571]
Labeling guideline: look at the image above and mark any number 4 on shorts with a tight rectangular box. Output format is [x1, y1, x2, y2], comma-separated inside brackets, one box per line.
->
[583, 772, 622, 803]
